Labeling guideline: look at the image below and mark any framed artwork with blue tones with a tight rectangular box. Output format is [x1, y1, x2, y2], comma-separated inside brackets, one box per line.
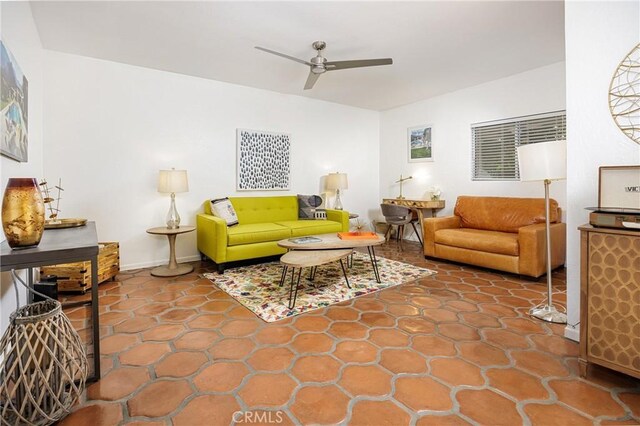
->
[1, 41, 29, 162]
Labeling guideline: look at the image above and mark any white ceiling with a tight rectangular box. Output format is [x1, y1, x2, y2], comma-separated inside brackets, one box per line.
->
[30, 1, 565, 111]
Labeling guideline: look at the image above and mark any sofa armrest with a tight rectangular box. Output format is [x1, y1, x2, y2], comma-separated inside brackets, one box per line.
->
[518, 222, 566, 277]
[197, 213, 228, 263]
[325, 209, 349, 232]
[423, 216, 461, 256]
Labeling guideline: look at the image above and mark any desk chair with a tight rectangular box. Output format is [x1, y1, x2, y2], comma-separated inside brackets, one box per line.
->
[380, 204, 423, 250]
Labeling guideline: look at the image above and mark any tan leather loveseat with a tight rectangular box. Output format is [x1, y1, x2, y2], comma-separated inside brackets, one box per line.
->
[423, 196, 566, 278]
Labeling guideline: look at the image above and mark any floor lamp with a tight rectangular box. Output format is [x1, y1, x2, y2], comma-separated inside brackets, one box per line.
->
[517, 140, 567, 324]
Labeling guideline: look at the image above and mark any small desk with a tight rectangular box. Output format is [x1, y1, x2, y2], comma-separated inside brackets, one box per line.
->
[147, 226, 195, 277]
[0, 222, 101, 381]
[382, 198, 445, 225]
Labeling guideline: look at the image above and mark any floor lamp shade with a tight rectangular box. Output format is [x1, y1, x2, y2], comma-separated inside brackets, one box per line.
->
[518, 140, 567, 182]
[516, 140, 567, 324]
[158, 169, 188, 229]
[325, 173, 348, 210]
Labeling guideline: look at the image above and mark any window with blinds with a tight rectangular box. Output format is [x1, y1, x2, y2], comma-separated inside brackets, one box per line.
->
[471, 111, 566, 181]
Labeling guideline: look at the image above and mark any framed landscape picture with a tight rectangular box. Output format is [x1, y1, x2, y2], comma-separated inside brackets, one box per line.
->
[1, 41, 29, 162]
[408, 125, 432, 162]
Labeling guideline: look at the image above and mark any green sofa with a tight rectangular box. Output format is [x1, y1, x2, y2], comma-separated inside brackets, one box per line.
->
[197, 196, 349, 272]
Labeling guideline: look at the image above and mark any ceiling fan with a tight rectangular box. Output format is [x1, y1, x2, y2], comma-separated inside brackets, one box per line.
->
[255, 41, 393, 90]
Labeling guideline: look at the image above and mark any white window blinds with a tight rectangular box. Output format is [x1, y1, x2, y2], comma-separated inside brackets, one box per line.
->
[471, 111, 566, 181]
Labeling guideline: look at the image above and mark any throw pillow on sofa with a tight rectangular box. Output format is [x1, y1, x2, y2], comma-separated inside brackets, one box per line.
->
[210, 197, 239, 226]
[297, 194, 323, 219]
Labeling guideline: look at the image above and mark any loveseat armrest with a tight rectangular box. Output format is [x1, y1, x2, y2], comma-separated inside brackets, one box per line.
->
[423, 216, 461, 256]
[325, 209, 349, 232]
[518, 222, 566, 278]
[197, 213, 228, 263]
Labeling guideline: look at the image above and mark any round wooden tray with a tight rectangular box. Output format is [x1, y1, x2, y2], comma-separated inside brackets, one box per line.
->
[44, 218, 87, 229]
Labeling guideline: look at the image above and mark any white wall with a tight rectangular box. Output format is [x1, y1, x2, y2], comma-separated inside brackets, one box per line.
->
[0, 2, 45, 333]
[379, 62, 567, 218]
[43, 51, 380, 270]
[564, 0, 640, 341]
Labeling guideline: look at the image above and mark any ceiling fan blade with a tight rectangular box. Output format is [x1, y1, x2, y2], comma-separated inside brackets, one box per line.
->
[325, 58, 393, 71]
[304, 71, 321, 90]
[255, 46, 311, 66]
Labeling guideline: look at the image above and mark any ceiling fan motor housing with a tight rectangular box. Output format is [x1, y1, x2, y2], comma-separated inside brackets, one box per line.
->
[310, 55, 327, 74]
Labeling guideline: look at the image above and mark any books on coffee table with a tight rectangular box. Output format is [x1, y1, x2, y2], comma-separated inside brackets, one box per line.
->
[288, 236, 323, 244]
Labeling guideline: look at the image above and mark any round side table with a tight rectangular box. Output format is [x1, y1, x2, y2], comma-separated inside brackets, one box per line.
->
[146, 226, 196, 277]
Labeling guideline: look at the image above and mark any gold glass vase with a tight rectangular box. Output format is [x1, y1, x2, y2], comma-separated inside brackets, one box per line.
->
[1, 178, 46, 248]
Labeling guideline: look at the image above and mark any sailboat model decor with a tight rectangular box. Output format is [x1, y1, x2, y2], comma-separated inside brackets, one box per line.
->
[39, 179, 87, 229]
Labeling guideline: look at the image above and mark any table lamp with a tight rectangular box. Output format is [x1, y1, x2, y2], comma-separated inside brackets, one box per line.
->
[326, 172, 348, 210]
[158, 168, 189, 229]
[517, 140, 567, 324]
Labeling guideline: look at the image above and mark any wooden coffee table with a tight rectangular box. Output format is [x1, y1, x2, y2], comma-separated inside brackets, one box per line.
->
[280, 249, 353, 309]
[278, 233, 386, 283]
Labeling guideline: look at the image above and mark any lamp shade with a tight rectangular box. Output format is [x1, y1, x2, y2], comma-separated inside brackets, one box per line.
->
[325, 173, 348, 190]
[158, 169, 189, 193]
[517, 140, 567, 182]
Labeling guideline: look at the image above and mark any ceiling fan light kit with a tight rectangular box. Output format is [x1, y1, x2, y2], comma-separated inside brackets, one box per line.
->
[255, 40, 393, 90]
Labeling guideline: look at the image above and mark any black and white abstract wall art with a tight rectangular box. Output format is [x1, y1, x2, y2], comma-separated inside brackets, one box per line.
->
[237, 129, 291, 191]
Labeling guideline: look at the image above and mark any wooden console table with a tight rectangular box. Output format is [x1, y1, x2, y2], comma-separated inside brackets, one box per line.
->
[382, 198, 445, 224]
[579, 224, 640, 379]
[0, 222, 101, 381]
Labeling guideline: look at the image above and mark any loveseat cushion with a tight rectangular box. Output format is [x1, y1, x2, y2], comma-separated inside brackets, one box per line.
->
[227, 223, 291, 246]
[274, 220, 342, 237]
[454, 196, 558, 233]
[230, 196, 298, 224]
[210, 197, 239, 226]
[297, 194, 323, 219]
[435, 228, 519, 256]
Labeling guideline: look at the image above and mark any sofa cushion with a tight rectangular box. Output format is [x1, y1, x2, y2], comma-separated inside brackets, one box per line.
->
[274, 220, 342, 237]
[230, 196, 298, 224]
[435, 228, 519, 256]
[227, 223, 291, 246]
[454, 196, 559, 233]
[297, 194, 323, 219]
[210, 197, 239, 226]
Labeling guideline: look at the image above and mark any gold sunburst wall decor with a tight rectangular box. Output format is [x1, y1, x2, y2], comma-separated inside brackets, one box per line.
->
[609, 43, 640, 144]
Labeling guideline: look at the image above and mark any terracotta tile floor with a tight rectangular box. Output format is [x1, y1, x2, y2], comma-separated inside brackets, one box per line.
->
[60, 241, 640, 425]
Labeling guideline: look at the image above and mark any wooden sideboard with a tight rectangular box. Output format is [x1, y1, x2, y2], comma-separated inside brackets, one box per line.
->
[579, 225, 640, 379]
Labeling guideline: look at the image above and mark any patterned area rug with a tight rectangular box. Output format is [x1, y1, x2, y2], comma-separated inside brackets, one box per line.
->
[203, 252, 436, 322]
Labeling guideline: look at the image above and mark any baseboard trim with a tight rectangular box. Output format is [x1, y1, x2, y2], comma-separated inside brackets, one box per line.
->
[564, 324, 580, 342]
[121, 255, 201, 272]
